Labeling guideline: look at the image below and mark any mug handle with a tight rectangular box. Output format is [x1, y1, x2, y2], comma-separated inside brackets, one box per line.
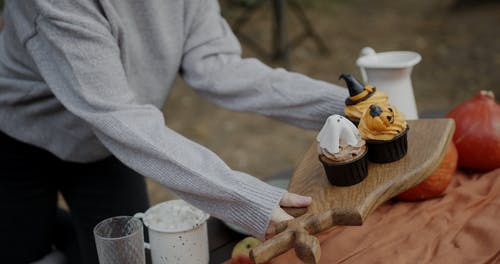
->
[134, 213, 151, 250]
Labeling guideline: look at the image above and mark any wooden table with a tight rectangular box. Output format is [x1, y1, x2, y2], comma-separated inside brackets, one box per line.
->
[207, 217, 248, 263]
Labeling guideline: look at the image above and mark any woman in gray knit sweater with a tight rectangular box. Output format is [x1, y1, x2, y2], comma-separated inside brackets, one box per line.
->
[0, 0, 348, 263]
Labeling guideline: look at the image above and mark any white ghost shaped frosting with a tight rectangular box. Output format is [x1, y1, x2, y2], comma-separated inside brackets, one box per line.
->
[317, 115, 363, 154]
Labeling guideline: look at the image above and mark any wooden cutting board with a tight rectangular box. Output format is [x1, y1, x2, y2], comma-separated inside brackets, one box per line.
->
[251, 118, 455, 264]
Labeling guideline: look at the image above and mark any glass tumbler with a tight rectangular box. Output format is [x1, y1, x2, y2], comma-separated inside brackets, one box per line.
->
[93, 216, 145, 264]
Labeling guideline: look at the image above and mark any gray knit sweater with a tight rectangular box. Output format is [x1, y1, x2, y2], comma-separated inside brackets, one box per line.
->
[0, 0, 347, 238]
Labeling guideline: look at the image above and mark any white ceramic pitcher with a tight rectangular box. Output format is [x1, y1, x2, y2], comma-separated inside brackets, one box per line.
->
[356, 47, 421, 120]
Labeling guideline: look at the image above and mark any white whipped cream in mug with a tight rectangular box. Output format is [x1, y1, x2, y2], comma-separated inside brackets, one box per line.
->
[141, 200, 209, 232]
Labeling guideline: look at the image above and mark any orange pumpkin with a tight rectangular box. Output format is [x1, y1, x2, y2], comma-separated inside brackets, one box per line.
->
[396, 142, 458, 201]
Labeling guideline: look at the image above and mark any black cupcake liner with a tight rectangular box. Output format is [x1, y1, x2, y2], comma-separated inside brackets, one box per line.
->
[365, 126, 409, 163]
[319, 149, 368, 186]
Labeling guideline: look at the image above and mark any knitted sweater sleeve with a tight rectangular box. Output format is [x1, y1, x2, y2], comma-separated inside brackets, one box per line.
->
[25, 10, 285, 240]
[180, 0, 348, 131]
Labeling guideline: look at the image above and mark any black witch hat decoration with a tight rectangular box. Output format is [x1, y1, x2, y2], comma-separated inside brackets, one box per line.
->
[340, 73, 376, 105]
[339, 73, 365, 97]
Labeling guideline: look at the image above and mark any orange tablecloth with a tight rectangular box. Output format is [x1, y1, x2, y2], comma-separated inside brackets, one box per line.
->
[228, 168, 500, 263]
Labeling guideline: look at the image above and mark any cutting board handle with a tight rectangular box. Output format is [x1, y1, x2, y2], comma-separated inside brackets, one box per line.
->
[294, 228, 321, 263]
[251, 209, 362, 264]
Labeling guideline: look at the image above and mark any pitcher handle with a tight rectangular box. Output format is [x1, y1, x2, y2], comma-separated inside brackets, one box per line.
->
[359, 47, 376, 58]
[358, 47, 376, 83]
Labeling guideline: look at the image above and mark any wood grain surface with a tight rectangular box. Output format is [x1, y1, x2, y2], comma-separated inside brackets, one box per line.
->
[251, 118, 455, 264]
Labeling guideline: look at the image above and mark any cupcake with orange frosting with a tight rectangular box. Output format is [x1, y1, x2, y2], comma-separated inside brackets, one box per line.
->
[340, 73, 389, 125]
[317, 114, 368, 186]
[358, 104, 409, 163]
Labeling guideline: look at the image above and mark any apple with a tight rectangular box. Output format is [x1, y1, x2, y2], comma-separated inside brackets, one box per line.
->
[231, 254, 252, 264]
[231, 237, 268, 264]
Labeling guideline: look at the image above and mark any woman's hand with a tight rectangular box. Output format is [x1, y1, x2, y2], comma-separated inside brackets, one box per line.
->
[266, 192, 312, 238]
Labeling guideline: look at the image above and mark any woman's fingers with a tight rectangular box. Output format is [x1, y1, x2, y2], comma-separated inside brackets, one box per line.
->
[266, 207, 294, 238]
[279, 192, 312, 207]
[271, 207, 294, 223]
[265, 192, 313, 238]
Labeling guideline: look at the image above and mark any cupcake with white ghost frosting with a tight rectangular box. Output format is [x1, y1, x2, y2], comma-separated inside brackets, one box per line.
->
[317, 115, 368, 186]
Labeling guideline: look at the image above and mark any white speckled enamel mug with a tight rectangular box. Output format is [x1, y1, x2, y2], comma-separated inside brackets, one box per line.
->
[134, 200, 210, 264]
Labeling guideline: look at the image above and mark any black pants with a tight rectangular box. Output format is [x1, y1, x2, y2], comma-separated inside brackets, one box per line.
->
[0, 131, 150, 264]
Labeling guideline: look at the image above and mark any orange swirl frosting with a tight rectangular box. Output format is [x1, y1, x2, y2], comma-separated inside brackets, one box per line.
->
[358, 104, 407, 141]
[344, 86, 389, 122]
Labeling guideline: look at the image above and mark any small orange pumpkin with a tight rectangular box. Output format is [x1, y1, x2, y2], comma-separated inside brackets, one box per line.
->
[396, 142, 458, 201]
